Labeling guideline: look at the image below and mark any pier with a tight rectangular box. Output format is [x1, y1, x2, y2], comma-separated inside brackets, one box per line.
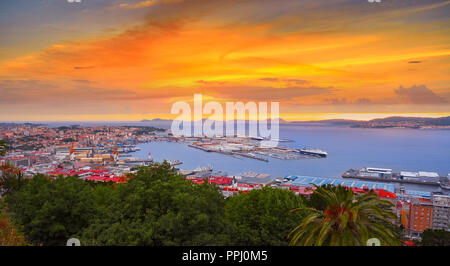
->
[342, 173, 440, 186]
[233, 152, 269, 162]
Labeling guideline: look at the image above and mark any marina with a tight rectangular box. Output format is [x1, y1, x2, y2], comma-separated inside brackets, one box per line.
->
[186, 137, 327, 162]
[174, 165, 448, 201]
[130, 126, 450, 195]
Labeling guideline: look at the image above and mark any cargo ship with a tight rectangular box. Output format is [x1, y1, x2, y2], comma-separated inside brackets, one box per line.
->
[296, 148, 328, 158]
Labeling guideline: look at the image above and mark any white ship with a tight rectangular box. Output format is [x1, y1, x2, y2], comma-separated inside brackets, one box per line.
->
[297, 148, 328, 157]
[193, 166, 213, 173]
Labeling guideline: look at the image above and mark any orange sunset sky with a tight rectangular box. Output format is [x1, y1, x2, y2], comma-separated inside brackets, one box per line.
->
[0, 0, 449, 121]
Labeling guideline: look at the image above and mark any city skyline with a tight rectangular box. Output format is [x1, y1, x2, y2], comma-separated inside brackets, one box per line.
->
[1, 0, 450, 121]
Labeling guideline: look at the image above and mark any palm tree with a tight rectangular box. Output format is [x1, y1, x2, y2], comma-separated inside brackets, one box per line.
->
[288, 185, 400, 246]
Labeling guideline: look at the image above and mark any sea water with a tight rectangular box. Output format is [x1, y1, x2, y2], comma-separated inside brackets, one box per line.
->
[130, 126, 450, 182]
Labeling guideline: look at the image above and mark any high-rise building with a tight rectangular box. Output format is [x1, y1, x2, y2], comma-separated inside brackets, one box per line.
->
[400, 193, 450, 239]
[408, 198, 433, 237]
[430, 194, 450, 231]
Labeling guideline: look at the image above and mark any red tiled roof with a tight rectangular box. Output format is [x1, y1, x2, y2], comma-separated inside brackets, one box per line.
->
[418, 198, 432, 203]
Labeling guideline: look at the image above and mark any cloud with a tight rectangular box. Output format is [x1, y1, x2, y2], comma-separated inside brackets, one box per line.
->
[207, 85, 332, 101]
[260, 78, 279, 82]
[0, 79, 136, 104]
[325, 97, 347, 105]
[325, 86, 447, 106]
[324, 86, 447, 106]
[74, 66, 95, 70]
[437, 90, 450, 102]
[394, 85, 447, 104]
[325, 97, 373, 105]
[118, 1, 157, 9]
[196, 80, 227, 85]
[260, 78, 308, 85]
[72, 79, 92, 84]
[1, 0, 450, 119]
[354, 98, 372, 104]
[116, 0, 184, 10]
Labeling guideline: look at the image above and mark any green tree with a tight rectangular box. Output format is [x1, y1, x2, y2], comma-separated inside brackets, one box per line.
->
[0, 162, 26, 196]
[0, 140, 7, 156]
[81, 162, 228, 246]
[420, 229, 450, 246]
[224, 186, 306, 246]
[304, 184, 404, 241]
[303, 184, 343, 211]
[6, 175, 97, 246]
[0, 200, 28, 246]
[288, 185, 400, 246]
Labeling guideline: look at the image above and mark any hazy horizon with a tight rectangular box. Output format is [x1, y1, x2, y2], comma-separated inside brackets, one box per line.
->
[1, 113, 450, 123]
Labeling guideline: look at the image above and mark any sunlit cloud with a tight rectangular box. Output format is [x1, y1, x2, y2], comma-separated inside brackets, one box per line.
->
[118, 1, 157, 9]
[115, 0, 184, 10]
[0, 0, 449, 121]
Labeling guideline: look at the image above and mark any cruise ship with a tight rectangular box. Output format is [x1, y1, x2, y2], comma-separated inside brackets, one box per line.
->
[297, 148, 328, 158]
[169, 160, 183, 166]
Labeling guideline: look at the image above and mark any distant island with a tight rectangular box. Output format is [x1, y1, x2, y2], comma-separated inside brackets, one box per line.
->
[350, 116, 450, 129]
[141, 116, 450, 129]
[0, 122, 46, 128]
[1, 116, 449, 130]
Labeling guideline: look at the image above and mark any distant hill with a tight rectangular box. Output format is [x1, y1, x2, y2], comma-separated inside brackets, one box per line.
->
[285, 119, 359, 126]
[141, 118, 290, 124]
[141, 119, 172, 123]
[367, 116, 450, 125]
[424, 116, 450, 126]
[284, 116, 450, 127]
[140, 119, 173, 129]
[140, 116, 450, 129]
[351, 116, 450, 128]
[0, 122, 46, 128]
